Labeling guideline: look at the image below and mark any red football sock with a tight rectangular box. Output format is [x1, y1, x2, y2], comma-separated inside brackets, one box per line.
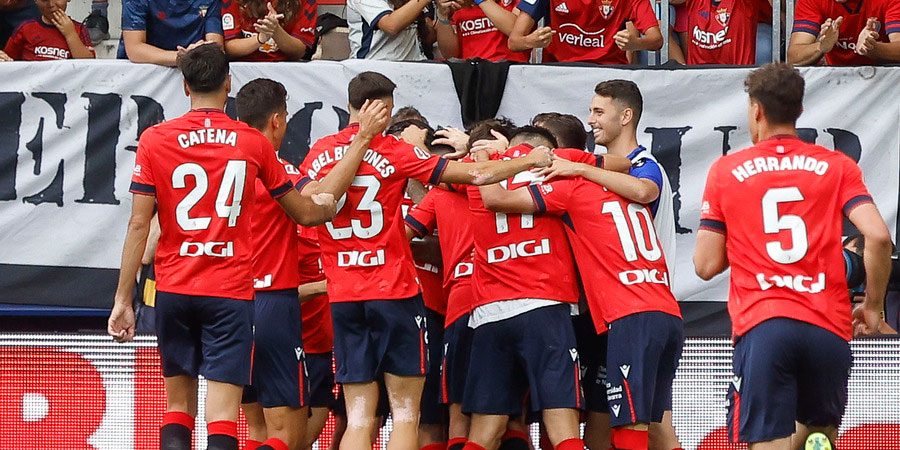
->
[448, 437, 467, 450]
[462, 442, 488, 450]
[555, 438, 585, 450]
[258, 437, 289, 450]
[502, 429, 529, 441]
[611, 428, 648, 450]
[244, 439, 263, 450]
[420, 443, 447, 450]
[162, 411, 195, 430]
[208, 420, 238, 438]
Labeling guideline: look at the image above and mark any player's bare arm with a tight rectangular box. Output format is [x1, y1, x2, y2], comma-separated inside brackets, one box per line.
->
[479, 183, 537, 214]
[122, 30, 183, 66]
[788, 17, 843, 65]
[509, 13, 553, 51]
[537, 157, 659, 204]
[298, 280, 328, 304]
[478, 0, 520, 36]
[108, 193, 156, 343]
[434, 0, 462, 58]
[377, 0, 431, 35]
[847, 202, 893, 335]
[692, 230, 728, 280]
[51, 10, 94, 58]
[300, 99, 390, 198]
[614, 23, 663, 52]
[439, 145, 552, 185]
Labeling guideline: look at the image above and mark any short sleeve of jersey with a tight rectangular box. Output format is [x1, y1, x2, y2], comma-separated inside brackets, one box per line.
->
[288, 1, 317, 46]
[791, 0, 822, 36]
[698, 159, 726, 234]
[630, 0, 660, 33]
[837, 157, 874, 216]
[528, 179, 574, 215]
[75, 23, 94, 49]
[630, 157, 663, 192]
[204, 0, 224, 35]
[221, 0, 242, 40]
[405, 190, 437, 238]
[121, 0, 149, 31]
[393, 141, 450, 185]
[349, 0, 393, 29]
[255, 135, 294, 198]
[3, 24, 25, 59]
[886, 0, 900, 36]
[515, 0, 549, 22]
[130, 129, 157, 195]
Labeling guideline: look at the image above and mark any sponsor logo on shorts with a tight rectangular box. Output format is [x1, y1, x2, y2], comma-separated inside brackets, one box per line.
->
[179, 241, 234, 257]
[731, 376, 742, 392]
[611, 404, 621, 417]
[569, 348, 578, 362]
[619, 364, 631, 379]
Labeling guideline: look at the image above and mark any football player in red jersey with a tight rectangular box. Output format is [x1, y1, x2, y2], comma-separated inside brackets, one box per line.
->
[433, 0, 530, 61]
[669, 0, 769, 65]
[106, 44, 375, 450]
[789, 0, 900, 65]
[509, 0, 661, 64]
[693, 63, 893, 450]
[298, 71, 552, 450]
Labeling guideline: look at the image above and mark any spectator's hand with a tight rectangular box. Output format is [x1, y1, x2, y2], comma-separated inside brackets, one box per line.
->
[357, 99, 391, 140]
[470, 129, 509, 155]
[855, 17, 879, 56]
[51, 10, 77, 38]
[817, 16, 843, 54]
[524, 26, 555, 49]
[0, 50, 12, 62]
[614, 22, 642, 51]
[254, 2, 285, 42]
[436, 0, 463, 18]
[107, 300, 135, 343]
[533, 155, 588, 181]
[852, 301, 883, 336]
[432, 127, 470, 159]
[525, 145, 553, 168]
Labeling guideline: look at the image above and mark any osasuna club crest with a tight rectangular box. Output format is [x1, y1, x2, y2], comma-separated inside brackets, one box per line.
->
[599, 0, 615, 19]
[502, 0, 513, 7]
[715, 7, 730, 27]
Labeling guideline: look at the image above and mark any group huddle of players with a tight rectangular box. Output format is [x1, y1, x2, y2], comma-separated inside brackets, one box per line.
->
[107, 42, 894, 450]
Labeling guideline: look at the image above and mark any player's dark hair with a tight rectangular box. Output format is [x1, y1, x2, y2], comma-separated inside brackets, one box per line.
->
[594, 79, 643, 128]
[466, 118, 516, 151]
[348, 72, 396, 110]
[509, 125, 559, 149]
[744, 63, 805, 125]
[391, 106, 429, 127]
[235, 78, 288, 130]
[532, 112, 588, 150]
[177, 43, 229, 94]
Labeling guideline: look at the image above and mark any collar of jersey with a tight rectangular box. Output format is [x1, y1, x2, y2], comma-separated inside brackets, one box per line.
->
[762, 134, 801, 143]
[190, 108, 226, 114]
[626, 145, 647, 160]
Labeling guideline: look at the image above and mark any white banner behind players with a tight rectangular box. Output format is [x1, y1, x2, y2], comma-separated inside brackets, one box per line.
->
[0, 61, 896, 306]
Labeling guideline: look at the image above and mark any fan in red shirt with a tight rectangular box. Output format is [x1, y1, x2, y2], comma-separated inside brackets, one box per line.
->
[672, 0, 768, 65]
[694, 63, 892, 449]
[106, 44, 363, 450]
[789, 0, 900, 65]
[297, 71, 552, 450]
[509, 0, 662, 64]
[1, 0, 93, 61]
[221, 0, 316, 61]
[434, 0, 529, 61]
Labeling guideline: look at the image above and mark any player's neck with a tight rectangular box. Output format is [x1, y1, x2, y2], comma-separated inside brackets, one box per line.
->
[189, 93, 227, 112]
[347, 111, 359, 125]
[757, 123, 798, 142]
[606, 132, 640, 157]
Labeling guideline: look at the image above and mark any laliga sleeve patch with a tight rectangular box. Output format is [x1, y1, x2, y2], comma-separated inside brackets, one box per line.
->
[222, 13, 235, 31]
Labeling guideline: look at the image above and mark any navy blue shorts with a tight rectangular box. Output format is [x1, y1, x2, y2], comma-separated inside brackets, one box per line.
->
[331, 294, 427, 383]
[241, 289, 308, 408]
[421, 307, 447, 425]
[728, 318, 851, 443]
[441, 314, 473, 405]
[463, 304, 583, 415]
[307, 351, 336, 409]
[155, 291, 254, 386]
[573, 313, 609, 413]
[606, 311, 683, 427]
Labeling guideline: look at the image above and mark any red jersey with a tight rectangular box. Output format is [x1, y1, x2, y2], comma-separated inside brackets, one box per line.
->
[464, 144, 582, 308]
[298, 124, 450, 302]
[406, 188, 476, 325]
[221, 0, 316, 61]
[402, 192, 447, 315]
[517, 0, 658, 64]
[792, 0, 900, 66]
[3, 18, 93, 61]
[699, 135, 874, 341]
[452, 3, 529, 61]
[297, 226, 334, 354]
[686, 0, 759, 65]
[530, 177, 681, 330]
[252, 165, 303, 291]
[130, 109, 293, 300]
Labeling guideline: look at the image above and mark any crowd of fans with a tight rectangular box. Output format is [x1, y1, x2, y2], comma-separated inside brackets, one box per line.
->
[0, 0, 899, 65]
